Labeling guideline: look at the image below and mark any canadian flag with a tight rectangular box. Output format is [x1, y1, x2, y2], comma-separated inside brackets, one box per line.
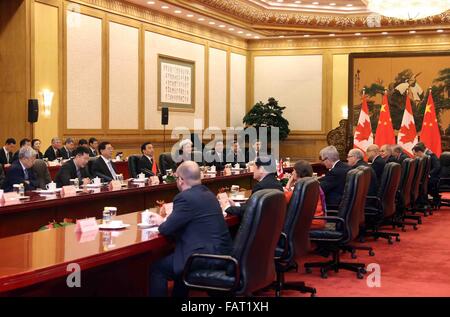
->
[353, 94, 373, 154]
[398, 95, 418, 157]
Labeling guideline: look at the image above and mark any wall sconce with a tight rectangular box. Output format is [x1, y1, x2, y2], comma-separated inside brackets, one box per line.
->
[41, 89, 54, 117]
[341, 106, 348, 120]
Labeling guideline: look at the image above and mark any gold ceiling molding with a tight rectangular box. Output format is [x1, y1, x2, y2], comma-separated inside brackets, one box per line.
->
[69, 0, 247, 49]
[248, 34, 450, 50]
[193, 0, 450, 30]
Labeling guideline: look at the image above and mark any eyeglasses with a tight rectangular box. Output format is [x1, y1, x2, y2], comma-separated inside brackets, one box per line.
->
[320, 157, 329, 162]
[347, 155, 354, 159]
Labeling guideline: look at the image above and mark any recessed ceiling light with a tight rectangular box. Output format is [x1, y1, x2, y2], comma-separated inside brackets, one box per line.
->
[219, 25, 226, 28]
[312, 1, 319, 4]
[147, 1, 155, 4]
[198, 18, 205, 21]
[174, 10, 182, 14]
[228, 28, 235, 31]
[355, 32, 361, 36]
[437, 29, 444, 33]
[304, 34, 310, 37]
[409, 30, 416, 34]
[161, 5, 169, 9]
[329, 2, 336, 5]
[237, 31, 244, 34]
[209, 21, 215, 25]
[329, 33, 335, 36]
[278, 35, 285, 38]
[186, 14, 194, 18]
[246, 33, 252, 36]
[254, 36, 260, 39]
[382, 31, 388, 35]
[346, 4, 353, 6]
[294, 1, 302, 3]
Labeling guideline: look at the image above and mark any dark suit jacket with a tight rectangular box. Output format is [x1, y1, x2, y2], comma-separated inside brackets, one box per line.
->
[226, 173, 283, 217]
[59, 147, 72, 160]
[44, 146, 61, 161]
[396, 152, 409, 164]
[91, 156, 117, 182]
[158, 184, 233, 275]
[0, 164, 4, 189]
[11, 151, 19, 162]
[138, 155, 159, 177]
[2, 161, 38, 192]
[0, 148, 13, 165]
[35, 151, 44, 160]
[55, 159, 91, 188]
[205, 150, 227, 171]
[425, 150, 441, 183]
[226, 150, 246, 168]
[88, 148, 97, 157]
[386, 156, 397, 164]
[319, 160, 351, 207]
[370, 155, 386, 185]
[353, 159, 378, 197]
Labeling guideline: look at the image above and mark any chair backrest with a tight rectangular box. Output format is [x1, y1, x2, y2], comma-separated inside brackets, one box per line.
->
[231, 189, 286, 295]
[410, 157, 424, 204]
[337, 169, 368, 243]
[378, 162, 401, 218]
[354, 165, 372, 226]
[159, 152, 177, 175]
[87, 158, 96, 176]
[127, 155, 141, 178]
[439, 152, 450, 177]
[32, 159, 52, 189]
[420, 155, 431, 197]
[281, 177, 320, 260]
[399, 158, 416, 209]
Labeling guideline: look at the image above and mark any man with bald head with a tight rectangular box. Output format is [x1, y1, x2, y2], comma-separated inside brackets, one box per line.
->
[366, 144, 385, 184]
[147, 161, 232, 297]
[347, 148, 378, 196]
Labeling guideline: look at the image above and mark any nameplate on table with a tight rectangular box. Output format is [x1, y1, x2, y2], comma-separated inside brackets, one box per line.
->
[61, 185, 77, 197]
[1, 192, 21, 204]
[109, 180, 122, 191]
[149, 176, 160, 186]
[76, 230, 99, 243]
[224, 167, 232, 176]
[75, 217, 99, 233]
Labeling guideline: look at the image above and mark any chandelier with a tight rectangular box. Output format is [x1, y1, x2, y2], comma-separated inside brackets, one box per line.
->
[362, 0, 450, 20]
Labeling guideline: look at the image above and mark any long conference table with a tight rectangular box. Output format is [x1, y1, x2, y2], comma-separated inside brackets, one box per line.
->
[0, 163, 327, 296]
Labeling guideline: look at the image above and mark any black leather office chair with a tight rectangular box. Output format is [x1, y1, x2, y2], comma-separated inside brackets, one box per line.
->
[394, 158, 418, 231]
[183, 190, 286, 296]
[438, 152, 450, 207]
[87, 158, 96, 176]
[273, 177, 319, 297]
[127, 155, 141, 179]
[159, 152, 177, 175]
[415, 155, 432, 216]
[404, 157, 424, 225]
[304, 169, 369, 279]
[364, 162, 402, 244]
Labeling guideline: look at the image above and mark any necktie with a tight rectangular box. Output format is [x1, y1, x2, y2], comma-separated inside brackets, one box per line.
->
[23, 168, 29, 180]
[151, 158, 157, 174]
[5, 150, 9, 163]
[107, 160, 117, 180]
[76, 168, 82, 181]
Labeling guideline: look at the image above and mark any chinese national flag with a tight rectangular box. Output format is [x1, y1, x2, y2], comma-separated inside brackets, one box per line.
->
[374, 93, 396, 147]
[420, 92, 442, 157]
[353, 94, 373, 154]
[398, 95, 418, 157]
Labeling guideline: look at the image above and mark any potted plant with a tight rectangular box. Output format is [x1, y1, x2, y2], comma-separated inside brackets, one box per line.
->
[243, 97, 290, 141]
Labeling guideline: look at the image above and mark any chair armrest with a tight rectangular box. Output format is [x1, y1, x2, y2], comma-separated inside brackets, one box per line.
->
[366, 196, 382, 209]
[275, 232, 288, 260]
[326, 210, 338, 216]
[313, 216, 345, 226]
[182, 253, 240, 292]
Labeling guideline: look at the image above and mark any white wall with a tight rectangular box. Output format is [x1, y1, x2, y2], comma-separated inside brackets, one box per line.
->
[208, 48, 227, 129]
[230, 53, 247, 128]
[254, 55, 323, 131]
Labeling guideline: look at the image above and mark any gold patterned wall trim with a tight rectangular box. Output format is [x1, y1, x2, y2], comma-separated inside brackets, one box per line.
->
[175, 0, 450, 33]
[68, 0, 247, 50]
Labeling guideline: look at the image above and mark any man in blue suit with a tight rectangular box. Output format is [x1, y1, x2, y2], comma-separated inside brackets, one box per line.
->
[2, 146, 39, 192]
[147, 161, 233, 297]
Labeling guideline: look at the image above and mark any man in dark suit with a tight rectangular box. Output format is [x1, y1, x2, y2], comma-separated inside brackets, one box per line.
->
[413, 142, 441, 205]
[367, 144, 386, 185]
[392, 145, 409, 164]
[0, 163, 5, 189]
[59, 138, 75, 160]
[44, 137, 62, 161]
[347, 148, 378, 196]
[205, 140, 226, 171]
[319, 146, 351, 207]
[55, 146, 92, 187]
[0, 138, 16, 167]
[88, 137, 99, 157]
[11, 138, 31, 162]
[147, 161, 233, 297]
[91, 142, 118, 182]
[223, 155, 283, 217]
[2, 146, 39, 192]
[139, 142, 159, 177]
[226, 141, 246, 168]
[380, 144, 397, 164]
[246, 139, 262, 163]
